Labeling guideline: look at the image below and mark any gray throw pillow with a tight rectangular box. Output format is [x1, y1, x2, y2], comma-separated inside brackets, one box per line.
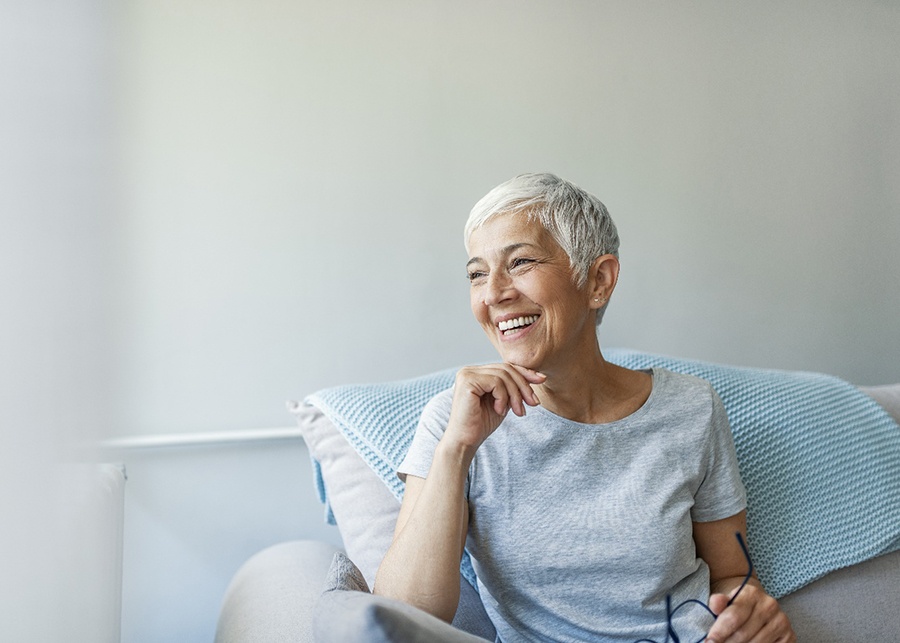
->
[324, 552, 370, 593]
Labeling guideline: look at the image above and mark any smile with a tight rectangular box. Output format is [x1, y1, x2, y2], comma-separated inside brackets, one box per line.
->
[498, 315, 539, 335]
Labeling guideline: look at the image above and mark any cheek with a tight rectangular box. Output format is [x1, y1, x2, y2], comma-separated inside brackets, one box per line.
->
[470, 290, 486, 320]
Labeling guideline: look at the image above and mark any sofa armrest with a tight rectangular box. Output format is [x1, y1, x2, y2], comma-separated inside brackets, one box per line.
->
[779, 548, 900, 641]
[215, 540, 341, 643]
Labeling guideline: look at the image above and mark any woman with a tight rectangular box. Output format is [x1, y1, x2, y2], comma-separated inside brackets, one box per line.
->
[374, 173, 795, 643]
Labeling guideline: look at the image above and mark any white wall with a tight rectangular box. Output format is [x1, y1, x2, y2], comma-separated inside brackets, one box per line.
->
[113, 0, 900, 445]
[11, 1, 897, 641]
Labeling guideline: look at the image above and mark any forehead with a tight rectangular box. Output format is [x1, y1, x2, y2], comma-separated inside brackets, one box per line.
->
[466, 213, 557, 259]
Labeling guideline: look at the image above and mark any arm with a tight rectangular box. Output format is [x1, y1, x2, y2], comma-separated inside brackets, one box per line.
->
[373, 363, 545, 622]
[693, 512, 796, 643]
[373, 450, 470, 621]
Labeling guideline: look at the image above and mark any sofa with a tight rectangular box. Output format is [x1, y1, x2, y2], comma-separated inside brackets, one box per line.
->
[215, 357, 900, 642]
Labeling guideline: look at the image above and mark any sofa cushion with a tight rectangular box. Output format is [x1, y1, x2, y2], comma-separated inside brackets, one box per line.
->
[779, 548, 900, 642]
[290, 401, 399, 590]
[215, 540, 340, 643]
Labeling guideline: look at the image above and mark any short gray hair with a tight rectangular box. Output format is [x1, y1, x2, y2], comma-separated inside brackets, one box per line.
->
[464, 172, 620, 289]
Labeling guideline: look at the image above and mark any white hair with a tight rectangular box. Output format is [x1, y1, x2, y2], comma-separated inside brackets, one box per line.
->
[464, 173, 620, 323]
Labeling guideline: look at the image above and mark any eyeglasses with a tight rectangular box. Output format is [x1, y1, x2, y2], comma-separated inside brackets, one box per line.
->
[633, 532, 754, 643]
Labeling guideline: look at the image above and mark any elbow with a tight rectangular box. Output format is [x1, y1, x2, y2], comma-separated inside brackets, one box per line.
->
[372, 581, 459, 624]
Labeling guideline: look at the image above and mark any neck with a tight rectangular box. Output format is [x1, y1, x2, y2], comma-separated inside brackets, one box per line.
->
[534, 348, 651, 425]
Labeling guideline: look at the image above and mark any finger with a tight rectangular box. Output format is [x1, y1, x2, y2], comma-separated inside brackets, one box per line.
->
[707, 593, 729, 616]
[471, 367, 524, 417]
[503, 364, 546, 406]
[743, 611, 795, 643]
[489, 368, 531, 416]
[454, 368, 505, 418]
[491, 385, 510, 416]
[457, 364, 537, 417]
[705, 598, 756, 642]
[508, 363, 548, 384]
[742, 600, 793, 643]
[706, 586, 779, 643]
[470, 365, 532, 416]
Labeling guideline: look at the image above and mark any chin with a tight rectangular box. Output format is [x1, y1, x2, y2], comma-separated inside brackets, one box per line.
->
[499, 352, 541, 371]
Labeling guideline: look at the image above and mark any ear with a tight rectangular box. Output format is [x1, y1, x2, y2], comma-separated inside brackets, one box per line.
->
[587, 254, 619, 309]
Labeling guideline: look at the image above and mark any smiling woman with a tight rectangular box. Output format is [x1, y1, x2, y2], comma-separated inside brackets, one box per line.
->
[373, 173, 796, 643]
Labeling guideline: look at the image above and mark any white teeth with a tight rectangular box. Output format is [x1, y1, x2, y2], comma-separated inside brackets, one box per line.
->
[498, 315, 537, 333]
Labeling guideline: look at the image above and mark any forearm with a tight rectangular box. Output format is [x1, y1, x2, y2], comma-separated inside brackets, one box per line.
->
[373, 441, 471, 622]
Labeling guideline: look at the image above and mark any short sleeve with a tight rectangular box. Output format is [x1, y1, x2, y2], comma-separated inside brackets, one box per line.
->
[397, 388, 471, 496]
[691, 387, 747, 522]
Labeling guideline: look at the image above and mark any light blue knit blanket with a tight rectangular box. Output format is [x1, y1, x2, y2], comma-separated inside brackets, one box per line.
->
[305, 349, 900, 598]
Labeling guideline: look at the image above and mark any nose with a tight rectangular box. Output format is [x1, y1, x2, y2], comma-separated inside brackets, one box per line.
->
[483, 270, 514, 306]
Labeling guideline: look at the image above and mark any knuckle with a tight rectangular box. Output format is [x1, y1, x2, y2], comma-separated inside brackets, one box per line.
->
[763, 598, 781, 618]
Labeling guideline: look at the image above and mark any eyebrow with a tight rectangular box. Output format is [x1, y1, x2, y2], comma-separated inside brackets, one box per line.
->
[466, 243, 538, 269]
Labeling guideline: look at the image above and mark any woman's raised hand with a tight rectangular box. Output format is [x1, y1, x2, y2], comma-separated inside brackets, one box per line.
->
[444, 363, 546, 457]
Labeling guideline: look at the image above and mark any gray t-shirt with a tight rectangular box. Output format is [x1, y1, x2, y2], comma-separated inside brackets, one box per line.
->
[398, 368, 747, 643]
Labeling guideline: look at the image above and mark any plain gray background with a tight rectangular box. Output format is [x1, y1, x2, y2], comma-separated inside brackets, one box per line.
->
[3, 0, 898, 641]
[112, 0, 900, 440]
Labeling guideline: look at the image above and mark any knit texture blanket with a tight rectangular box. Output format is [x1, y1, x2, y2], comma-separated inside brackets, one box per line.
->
[304, 349, 900, 598]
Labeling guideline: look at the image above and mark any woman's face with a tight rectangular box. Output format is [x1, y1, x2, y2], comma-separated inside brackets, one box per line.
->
[466, 213, 598, 373]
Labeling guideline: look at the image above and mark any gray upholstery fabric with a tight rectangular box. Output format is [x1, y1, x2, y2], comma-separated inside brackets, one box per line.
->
[315, 589, 491, 643]
[215, 540, 340, 643]
[317, 551, 491, 642]
[318, 548, 497, 641]
[313, 552, 492, 643]
[325, 552, 370, 593]
[860, 383, 900, 425]
[453, 573, 498, 641]
[779, 548, 900, 641]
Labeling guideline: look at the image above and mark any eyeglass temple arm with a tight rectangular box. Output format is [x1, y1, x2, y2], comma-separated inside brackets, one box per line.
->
[725, 531, 755, 608]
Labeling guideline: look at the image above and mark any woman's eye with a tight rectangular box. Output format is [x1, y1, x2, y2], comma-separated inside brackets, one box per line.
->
[511, 257, 534, 269]
[467, 270, 487, 282]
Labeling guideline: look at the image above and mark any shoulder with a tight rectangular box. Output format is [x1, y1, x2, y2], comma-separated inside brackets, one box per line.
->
[651, 368, 727, 431]
[654, 367, 716, 397]
[419, 386, 455, 425]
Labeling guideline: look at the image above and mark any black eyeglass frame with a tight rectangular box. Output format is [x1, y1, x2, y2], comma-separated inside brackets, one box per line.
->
[632, 532, 755, 643]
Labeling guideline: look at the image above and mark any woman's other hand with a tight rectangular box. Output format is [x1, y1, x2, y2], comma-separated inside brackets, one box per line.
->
[444, 363, 546, 455]
[705, 582, 796, 643]
[695, 513, 796, 643]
